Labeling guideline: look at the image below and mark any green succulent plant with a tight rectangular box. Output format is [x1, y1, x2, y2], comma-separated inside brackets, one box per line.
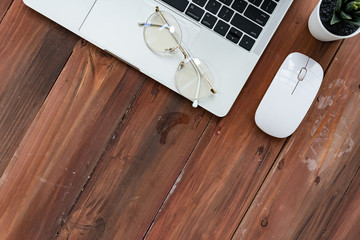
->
[331, 0, 360, 26]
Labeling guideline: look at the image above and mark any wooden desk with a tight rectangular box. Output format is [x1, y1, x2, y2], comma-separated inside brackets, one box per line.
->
[0, 0, 359, 239]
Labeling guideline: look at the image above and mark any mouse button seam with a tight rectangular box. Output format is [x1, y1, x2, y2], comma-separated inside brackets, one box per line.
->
[304, 56, 311, 69]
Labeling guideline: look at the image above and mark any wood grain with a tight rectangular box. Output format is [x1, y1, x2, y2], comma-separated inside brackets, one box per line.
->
[319, 166, 360, 240]
[232, 36, 360, 240]
[57, 80, 212, 239]
[144, 0, 342, 239]
[0, 0, 78, 175]
[57, 0, 342, 238]
[0, 41, 145, 240]
[0, 0, 12, 21]
[1, 0, 359, 239]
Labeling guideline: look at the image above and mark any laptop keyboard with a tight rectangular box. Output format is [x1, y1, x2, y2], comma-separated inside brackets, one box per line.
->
[160, 0, 279, 51]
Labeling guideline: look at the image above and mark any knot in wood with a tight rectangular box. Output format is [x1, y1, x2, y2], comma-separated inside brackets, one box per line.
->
[277, 159, 285, 170]
[261, 217, 268, 227]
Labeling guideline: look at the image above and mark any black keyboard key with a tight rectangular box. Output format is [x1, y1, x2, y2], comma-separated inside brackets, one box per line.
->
[214, 20, 230, 36]
[231, 0, 248, 13]
[205, 0, 222, 14]
[261, 0, 277, 14]
[249, 0, 263, 6]
[218, 6, 234, 22]
[161, 0, 189, 12]
[226, 34, 240, 44]
[239, 35, 256, 51]
[193, 0, 208, 7]
[219, 0, 233, 6]
[201, 13, 217, 29]
[244, 5, 269, 26]
[226, 27, 243, 43]
[229, 27, 243, 38]
[186, 4, 205, 21]
[231, 13, 262, 38]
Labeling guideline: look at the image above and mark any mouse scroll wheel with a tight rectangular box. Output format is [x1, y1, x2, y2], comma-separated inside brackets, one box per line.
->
[298, 67, 307, 81]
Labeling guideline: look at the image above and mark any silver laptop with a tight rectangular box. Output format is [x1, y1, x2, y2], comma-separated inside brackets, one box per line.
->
[23, 0, 293, 117]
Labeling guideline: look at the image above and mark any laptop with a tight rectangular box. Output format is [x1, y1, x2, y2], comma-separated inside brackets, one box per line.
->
[23, 0, 293, 117]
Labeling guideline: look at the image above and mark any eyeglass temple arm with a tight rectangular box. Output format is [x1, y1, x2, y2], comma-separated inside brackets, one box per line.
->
[189, 59, 217, 94]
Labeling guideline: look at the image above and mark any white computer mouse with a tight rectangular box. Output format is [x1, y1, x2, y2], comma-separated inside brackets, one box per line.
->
[255, 52, 323, 138]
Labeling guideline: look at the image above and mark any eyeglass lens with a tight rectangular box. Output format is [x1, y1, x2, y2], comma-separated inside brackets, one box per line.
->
[143, 8, 216, 104]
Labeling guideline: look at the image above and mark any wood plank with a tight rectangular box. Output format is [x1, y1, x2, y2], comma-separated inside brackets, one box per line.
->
[57, 81, 212, 239]
[0, 0, 78, 175]
[141, 1, 343, 239]
[319, 167, 360, 240]
[0, 41, 145, 240]
[0, 0, 12, 21]
[232, 36, 360, 239]
[3, 1, 358, 240]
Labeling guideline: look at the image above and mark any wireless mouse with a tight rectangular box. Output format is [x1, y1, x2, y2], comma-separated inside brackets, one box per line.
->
[255, 52, 323, 138]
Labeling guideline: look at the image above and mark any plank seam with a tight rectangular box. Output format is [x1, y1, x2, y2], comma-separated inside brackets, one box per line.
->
[142, 114, 215, 240]
[54, 72, 147, 239]
[316, 136, 360, 238]
[229, 40, 346, 240]
[0, 0, 13, 24]
[229, 136, 291, 240]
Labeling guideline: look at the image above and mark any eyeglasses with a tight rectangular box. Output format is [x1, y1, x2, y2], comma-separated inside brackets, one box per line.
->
[139, 6, 217, 108]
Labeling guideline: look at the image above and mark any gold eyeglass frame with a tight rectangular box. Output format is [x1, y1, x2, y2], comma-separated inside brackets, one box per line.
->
[139, 6, 217, 107]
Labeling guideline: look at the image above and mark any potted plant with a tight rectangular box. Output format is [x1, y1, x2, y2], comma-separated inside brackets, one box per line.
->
[308, 0, 360, 41]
